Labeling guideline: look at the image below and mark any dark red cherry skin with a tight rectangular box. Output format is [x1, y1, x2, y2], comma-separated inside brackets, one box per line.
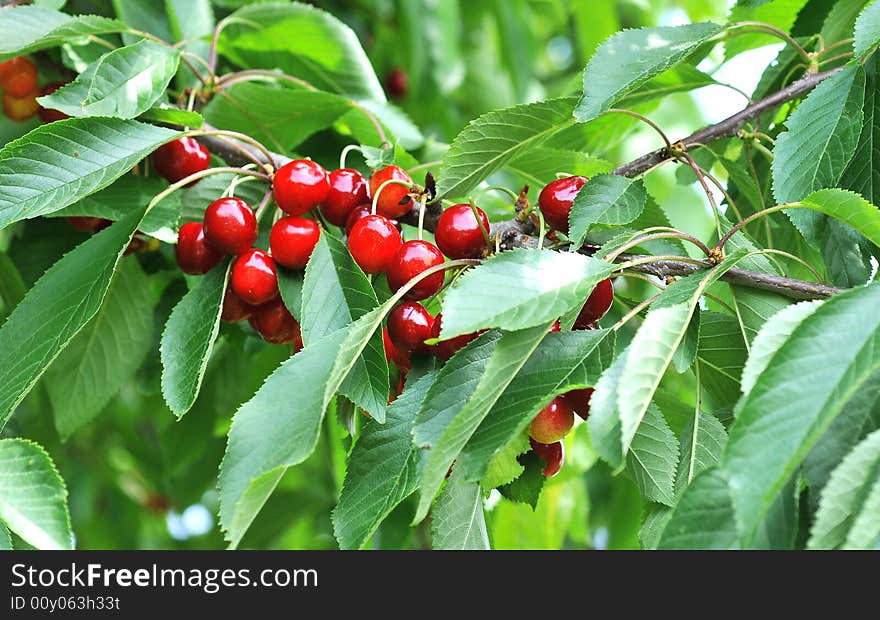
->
[573, 278, 613, 329]
[382, 328, 411, 372]
[37, 82, 68, 123]
[435, 203, 490, 259]
[151, 137, 210, 185]
[530, 438, 564, 477]
[248, 298, 301, 345]
[429, 313, 480, 361]
[320, 168, 369, 226]
[385, 68, 408, 99]
[221, 286, 253, 323]
[386, 240, 445, 301]
[562, 387, 594, 420]
[273, 159, 329, 216]
[175, 222, 223, 275]
[538, 176, 588, 233]
[530, 396, 575, 444]
[202, 197, 257, 255]
[0, 57, 38, 97]
[550, 320, 561, 332]
[369, 165, 413, 218]
[66, 216, 111, 233]
[387, 302, 433, 353]
[348, 214, 402, 275]
[345, 203, 373, 234]
[231, 248, 278, 305]
[270, 216, 320, 270]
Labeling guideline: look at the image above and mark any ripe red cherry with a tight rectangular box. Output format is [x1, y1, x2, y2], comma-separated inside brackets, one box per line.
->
[385, 68, 408, 99]
[345, 203, 373, 234]
[273, 159, 329, 216]
[347, 214, 402, 274]
[530, 438, 564, 477]
[386, 240, 445, 300]
[573, 278, 614, 329]
[270, 216, 320, 270]
[231, 249, 278, 305]
[320, 168, 369, 226]
[369, 165, 413, 218]
[0, 57, 38, 97]
[429, 313, 480, 361]
[221, 286, 253, 323]
[203, 197, 257, 255]
[2, 90, 39, 121]
[387, 302, 433, 353]
[538, 176, 587, 233]
[562, 388, 594, 420]
[435, 203, 490, 259]
[530, 396, 575, 444]
[550, 320, 561, 332]
[151, 137, 211, 185]
[37, 82, 68, 123]
[249, 298, 301, 345]
[175, 221, 223, 275]
[66, 216, 111, 233]
[382, 328, 412, 372]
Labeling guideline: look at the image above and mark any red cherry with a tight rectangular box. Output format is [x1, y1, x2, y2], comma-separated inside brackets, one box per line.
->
[221, 286, 253, 323]
[429, 313, 480, 361]
[175, 222, 223, 275]
[538, 176, 587, 233]
[387, 302, 433, 353]
[347, 214, 402, 274]
[273, 159, 329, 216]
[320, 168, 369, 226]
[386, 240, 445, 301]
[530, 438, 564, 477]
[66, 216, 111, 233]
[249, 298, 301, 345]
[435, 203, 490, 259]
[0, 57, 37, 97]
[345, 203, 373, 234]
[529, 396, 575, 444]
[369, 165, 413, 218]
[573, 278, 613, 328]
[2, 89, 39, 121]
[37, 82, 68, 123]
[561, 388, 594, 420]
[550, 320, 561, 332]
[202, 197, 257, 255]
[231, 248, 278, 305]
[382, 328, 412, 372]
[385, 68, 408, 99]
[270, 216, 320, 270]
[151, 137, 210, 185]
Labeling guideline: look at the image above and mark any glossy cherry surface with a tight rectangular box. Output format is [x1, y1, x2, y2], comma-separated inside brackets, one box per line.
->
[37, 82, 68, 123]
[347, 214, 402, 274]
[562, 387, 594, 420]
[151, 137, 210, 185]
[249, 298, 301, 345]
[530, 438, 564, 477]
[231, 248, 278, 305]
[0, 57, 37, 97]
[529, 396, 575, 444]
[369, 165, 413, 218]
[386, 240, 444, 300]
[435, 203, 489, 259]
[321, 168, 369, 226]
[573, 278, 614, 328]
[220, 286, 253, 323]
[382, 328, 412, 372]
[273, 159, 329, 216]
[345, 204, 373, 234]
[203, 197, 257, 255]
[270, 216, 320, 270]
[175, 222, 223, 275]
[538, 175, 587, 233]
[387, 302, 433, 353]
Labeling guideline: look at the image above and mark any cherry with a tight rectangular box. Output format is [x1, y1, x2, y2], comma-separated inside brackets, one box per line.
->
[2, 90, 39, 121]
[37, 82, 68, 123]
[151, 137, 210, 185]
[435, 203, 490, 259]
[387, 302, 433, 353]
[347, 214, 402, 274]
[202, 197, 257, 255]
[66, 216, 111, 233]
[573, 278, 613, 328]
[175, 222, 223, 275]
[429, 313, 480, 361]
[345, 203, 373, 234]
[369, 165, 413, 218]
[248, 298, 301, 346]
[386, 240, 445, 300]
[221, 286, 253, 323]
[231, 248, 278, 305]
[273, 159, 329, 216]
[530, 438, 564, 478]
[383, 328, 412, 372]
[385, 68, 408, 99]
[321, 168, 369, 226]
[529, 396, 575, 444]
[0, 57, 38, 98]
[561, 387, 594, 420]
[550, 320, 561, 332]
[270, 216, 320, 270]
[538, 175, 587, 233]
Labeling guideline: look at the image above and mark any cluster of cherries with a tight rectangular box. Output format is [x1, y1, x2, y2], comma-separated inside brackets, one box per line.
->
[0, 56, 67, 123]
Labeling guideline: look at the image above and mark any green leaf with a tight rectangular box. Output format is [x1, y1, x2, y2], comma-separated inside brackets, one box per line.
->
[139, 105, 204, 128]
[430, 468, 490, 550]
[0, 5, 126, 59]
[332, 370, 437, 550]
[0, 439, 72, 550]
[277, 267, 304, 322]
[435, 98, 576, 200]
[726, 0, 808, 59]
[0, 523, 11, 550]
[808, 428, 880, 549]
[724, 283, 880, 543]
[497, 452, 546, 509]
[439, 248, 614, 339]
[301, 233, 387, 420]
[47, 259, 154, 439]
[160, 261, 230, 418]
[0, 253, 26, 322]
[38, 40, 180, 119]
[840, 56, 879, 204]
[217, 2, 385, 101]
[854, 0, 880, 58]
[587, 344, 630, 469]
[0, 117, 179, 228]
[626, 405, 679, 506]
[657, 467, 740, 550]
[618, 64, 719, 108]
[573, 22, 723, 123]
[481, 434, 530, 491]
[844, 476, 880, 548]
[676, 411, 728, 494]
[791, 189, 880, 256]
[504, 148, 613, 189]
[568, 174, 647, 248]
[0, 208, 147, 430]
[772, 65, 865, 236]
[696, 312, 747, 409]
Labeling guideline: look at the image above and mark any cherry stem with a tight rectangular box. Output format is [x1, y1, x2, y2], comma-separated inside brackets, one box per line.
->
[478, 186, 519, 202]
[677, 151, 723, 240]
[607, 108, 672, 150]
[180, 51, 215, 84]
[691, 160, 745, 224]
[147, 166, 270, 213]
[223, 164, 259, 197]
[467, 198, 491, 246]
[615, 271, 667, 290]
[536, 209, 547, 249]
[254, 187, 275, 222]
[715, 203, 792, 251]
[339, 144, 365, 169]
[605, 230, 712, 262]
[726, 21, 814, 66]
[184, 128, 276, 176]
[612, 292, 660, 332]
[371, 179, 413, 216]
[417, 199, 427, 241]
[614, 254, 711, 272]
[208, 15, 256, 74]
[554, 171, 575, 179]
[819, 37, 854, 55]
[744, 248, 826, 284]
